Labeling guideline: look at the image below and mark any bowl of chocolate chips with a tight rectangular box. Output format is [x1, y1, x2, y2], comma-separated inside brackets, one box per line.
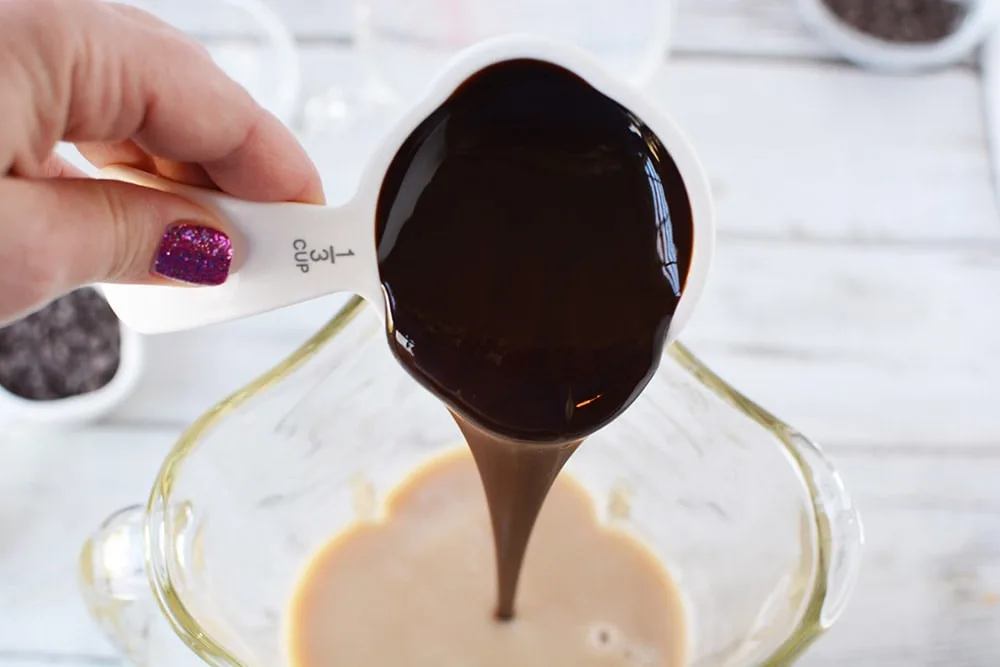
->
[799, 0, 1000, 73]
[0, 287, 144, 428]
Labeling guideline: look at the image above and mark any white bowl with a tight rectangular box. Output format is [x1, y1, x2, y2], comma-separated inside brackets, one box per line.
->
[0, 293, 145, 429]
[798, 0, 1000, 73]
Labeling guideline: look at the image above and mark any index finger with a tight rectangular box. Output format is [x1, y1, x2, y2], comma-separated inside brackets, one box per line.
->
[1, 0, 324, 204]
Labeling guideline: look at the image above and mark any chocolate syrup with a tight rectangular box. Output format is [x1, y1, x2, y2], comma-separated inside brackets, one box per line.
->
[374, 59, 695, 619]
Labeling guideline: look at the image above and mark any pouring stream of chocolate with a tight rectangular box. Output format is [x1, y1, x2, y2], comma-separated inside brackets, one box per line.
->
[375, 59, 694, 619]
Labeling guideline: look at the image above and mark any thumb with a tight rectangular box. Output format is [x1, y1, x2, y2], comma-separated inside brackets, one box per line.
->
[0, 175, 233, 322]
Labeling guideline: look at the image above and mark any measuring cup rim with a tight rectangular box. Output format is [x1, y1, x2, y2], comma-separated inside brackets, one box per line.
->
[351, 34, 716, 343]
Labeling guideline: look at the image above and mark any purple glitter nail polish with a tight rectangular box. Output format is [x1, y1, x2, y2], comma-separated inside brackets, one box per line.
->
[154, 224, 233, 286]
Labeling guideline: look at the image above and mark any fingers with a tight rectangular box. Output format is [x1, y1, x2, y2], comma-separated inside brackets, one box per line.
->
[0, 176, 233, 323]
[84, 2, 324, 203]
[75, 140, 156, 174]
[12, 153, 90, 180]
[76, 139, 217, 189]
[0, 0, 323, 204]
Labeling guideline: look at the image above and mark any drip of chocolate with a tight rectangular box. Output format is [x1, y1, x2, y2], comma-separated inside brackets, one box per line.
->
[372, 59, 695, 620]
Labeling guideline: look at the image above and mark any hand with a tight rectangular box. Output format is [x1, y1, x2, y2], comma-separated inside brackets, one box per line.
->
[0, 0, 324, 323]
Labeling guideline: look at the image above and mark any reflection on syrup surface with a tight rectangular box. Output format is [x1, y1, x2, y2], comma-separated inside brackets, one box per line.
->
[375, 59, 694, 443]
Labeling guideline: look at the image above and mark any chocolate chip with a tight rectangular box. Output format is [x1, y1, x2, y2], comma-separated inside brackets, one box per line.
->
[0, 288, 122, 400]
[822, 0, 967, 44]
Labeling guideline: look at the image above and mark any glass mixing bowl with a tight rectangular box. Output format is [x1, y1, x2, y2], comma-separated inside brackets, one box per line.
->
[79, 296, 863, 667]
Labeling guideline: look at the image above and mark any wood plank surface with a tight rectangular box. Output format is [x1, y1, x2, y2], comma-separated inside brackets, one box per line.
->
[0, 659, 119, 667]
[171, 0, 838, 59]
[0, 430, 177, 657]
[803, 450, 1000, 667]
[5, 0, 1000, 665]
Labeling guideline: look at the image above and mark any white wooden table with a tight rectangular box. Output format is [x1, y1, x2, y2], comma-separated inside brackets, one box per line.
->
[3, 1, 1000, 665]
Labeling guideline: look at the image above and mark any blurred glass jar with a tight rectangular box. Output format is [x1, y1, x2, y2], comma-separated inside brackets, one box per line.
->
[109, 0, 301, 126]
[357, 0, 676, 106]
[304, 0, 677, 203]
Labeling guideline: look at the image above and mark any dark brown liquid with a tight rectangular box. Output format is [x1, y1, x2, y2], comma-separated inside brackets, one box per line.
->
[374, 59, 695, 620]
[455, 416, 580, 619]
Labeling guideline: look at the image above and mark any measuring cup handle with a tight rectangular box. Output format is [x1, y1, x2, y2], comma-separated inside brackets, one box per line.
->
[97, 166, 383, 334]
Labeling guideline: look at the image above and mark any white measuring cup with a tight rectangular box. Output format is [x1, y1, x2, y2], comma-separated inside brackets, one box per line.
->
[99, 35, 715, 341]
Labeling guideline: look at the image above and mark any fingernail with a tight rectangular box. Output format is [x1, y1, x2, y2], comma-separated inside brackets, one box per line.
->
[153, 223, 233, 286]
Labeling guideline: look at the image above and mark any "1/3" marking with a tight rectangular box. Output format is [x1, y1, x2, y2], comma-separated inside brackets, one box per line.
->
[293, 239, 355, 273]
